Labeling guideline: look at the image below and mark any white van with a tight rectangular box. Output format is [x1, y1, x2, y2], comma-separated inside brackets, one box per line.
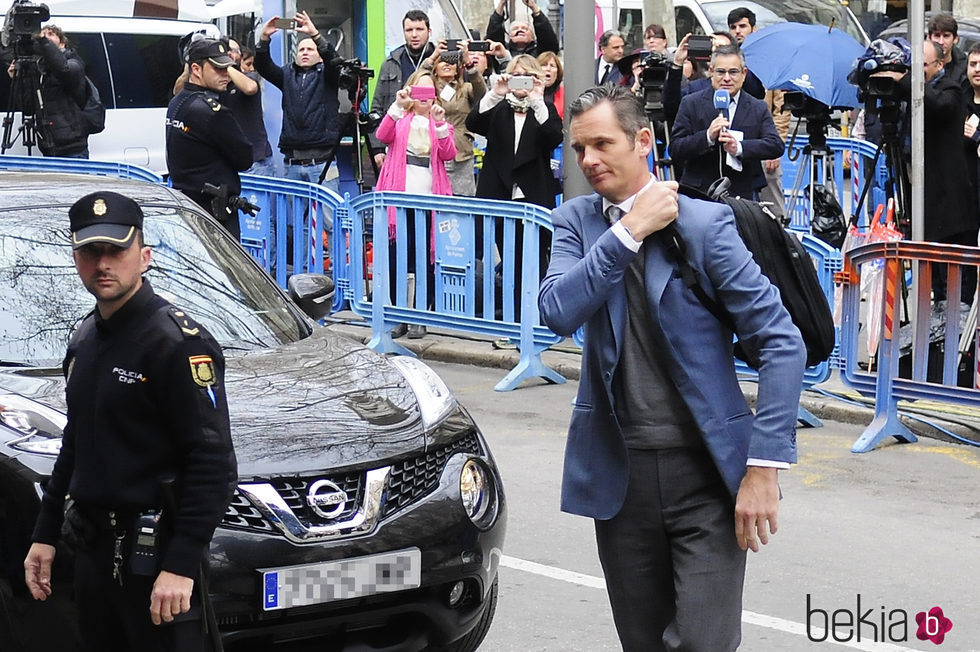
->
[597, 0, 869, 53]
[0, 5, 220, 172]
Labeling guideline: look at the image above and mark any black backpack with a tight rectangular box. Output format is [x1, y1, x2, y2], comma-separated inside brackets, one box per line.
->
[77, 76, 106, 135]
[662, 188, 835, 369]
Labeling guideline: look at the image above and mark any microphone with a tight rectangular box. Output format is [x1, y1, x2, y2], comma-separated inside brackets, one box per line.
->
[713, 89, 731, 121]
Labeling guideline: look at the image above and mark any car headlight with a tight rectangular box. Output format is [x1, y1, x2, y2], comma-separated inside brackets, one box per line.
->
[0, 394, 65, 455]
[387, 356, 457, 430]
[460, 459, 497, 527]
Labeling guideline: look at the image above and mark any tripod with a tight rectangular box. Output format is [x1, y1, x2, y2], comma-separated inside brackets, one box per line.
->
[1, 57, 44, 155]
[786, 114, 835, 229]
[643, 89, 674, 180]
[318, 71, 378, 193]
[850, 102, 910, 235]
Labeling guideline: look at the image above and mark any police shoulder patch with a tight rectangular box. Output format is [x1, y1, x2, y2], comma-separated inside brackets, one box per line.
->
[167, 307, 201, 338]
[204, 96, 222, 112]
[189, 355, 216, 387]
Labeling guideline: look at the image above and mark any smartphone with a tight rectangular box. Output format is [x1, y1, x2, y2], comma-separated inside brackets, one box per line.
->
[410, 85, 436, 101]
[446, 38, 460, 51]
[687, 35, 713, 62]
[468, 40, 490, 52]
[508, 75, 534, 91]
[273, 18, 296, 30]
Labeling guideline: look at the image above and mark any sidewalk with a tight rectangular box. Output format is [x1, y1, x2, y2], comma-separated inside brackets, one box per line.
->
[325, 312, 980, 445]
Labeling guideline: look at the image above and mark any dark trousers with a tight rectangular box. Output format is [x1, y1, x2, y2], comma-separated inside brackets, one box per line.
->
[74, 528, 204, 652]
[594, 447, 746, 652]
[931, 229, 979, 305]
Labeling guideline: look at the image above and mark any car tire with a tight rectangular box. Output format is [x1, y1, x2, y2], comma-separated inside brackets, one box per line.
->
[428, 575, 499, 652]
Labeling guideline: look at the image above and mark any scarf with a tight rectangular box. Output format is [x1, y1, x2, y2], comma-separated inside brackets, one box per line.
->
[506, 92, 532, 114]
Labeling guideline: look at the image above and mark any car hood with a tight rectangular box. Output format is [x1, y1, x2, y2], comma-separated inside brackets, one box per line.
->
[0, 328, 425, 478]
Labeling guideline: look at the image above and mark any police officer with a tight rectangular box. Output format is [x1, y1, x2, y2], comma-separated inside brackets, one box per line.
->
[23, 191, 237, 651]
[166, 38, 253, 240]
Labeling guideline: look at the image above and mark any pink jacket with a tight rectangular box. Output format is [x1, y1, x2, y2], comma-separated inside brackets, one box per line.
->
[375, 109, 457, 240]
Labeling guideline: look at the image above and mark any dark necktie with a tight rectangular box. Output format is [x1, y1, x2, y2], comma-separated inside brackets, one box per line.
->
[600, 62, 612, 85]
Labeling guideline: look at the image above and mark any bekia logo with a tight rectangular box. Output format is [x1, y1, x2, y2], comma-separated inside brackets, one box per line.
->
[806, 595, 953, 645]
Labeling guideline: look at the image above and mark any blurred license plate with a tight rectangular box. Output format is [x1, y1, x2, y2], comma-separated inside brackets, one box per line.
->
[260, 548, 421, 611]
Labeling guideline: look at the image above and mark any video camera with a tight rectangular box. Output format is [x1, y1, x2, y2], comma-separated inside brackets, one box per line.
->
[1, 0, 48, 55]
[638, 50, 670, 119]
[337, 57, 373, 91]
[848, 37, 910, 105]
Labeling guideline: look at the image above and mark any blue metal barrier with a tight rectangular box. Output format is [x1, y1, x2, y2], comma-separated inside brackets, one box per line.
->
[781, 136, 886, 231]
[0, 154, 163, 183]
[839, 240, 980, 452]
[734, 232, 842, 427]
[344, 191, 564, 391]
[239, 173, 343, 296]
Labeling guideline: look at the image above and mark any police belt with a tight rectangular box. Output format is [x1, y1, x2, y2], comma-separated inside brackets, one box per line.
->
[79, 506, 144, 531]
[405, 154, 430, 168]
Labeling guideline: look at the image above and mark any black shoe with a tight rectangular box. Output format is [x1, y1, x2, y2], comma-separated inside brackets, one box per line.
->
[407, 324, 427, 339]
[391, 323, 408, 339]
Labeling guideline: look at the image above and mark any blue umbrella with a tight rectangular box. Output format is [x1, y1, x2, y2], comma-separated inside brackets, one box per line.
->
[741, 22, 866, 108]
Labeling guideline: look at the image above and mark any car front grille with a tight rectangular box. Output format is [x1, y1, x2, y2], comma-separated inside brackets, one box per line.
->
[380, 433, 481, 519]
[221, 433, 482, 535]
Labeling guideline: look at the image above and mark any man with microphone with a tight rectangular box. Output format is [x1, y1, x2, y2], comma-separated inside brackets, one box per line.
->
[669, 45, 783, 198]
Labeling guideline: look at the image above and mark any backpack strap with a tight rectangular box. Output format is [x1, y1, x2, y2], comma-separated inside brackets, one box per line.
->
[659, 222, 735, 332]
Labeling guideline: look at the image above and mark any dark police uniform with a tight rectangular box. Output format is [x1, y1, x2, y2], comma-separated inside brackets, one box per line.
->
[31, 192, 237, 651]
[165, 40, 253, 241]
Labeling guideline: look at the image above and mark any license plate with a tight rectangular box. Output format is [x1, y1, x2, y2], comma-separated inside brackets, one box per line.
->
[260, 548, 421, 611]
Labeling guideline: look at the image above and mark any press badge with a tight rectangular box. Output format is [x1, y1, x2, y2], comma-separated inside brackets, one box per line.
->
[440, 85, 456, 102]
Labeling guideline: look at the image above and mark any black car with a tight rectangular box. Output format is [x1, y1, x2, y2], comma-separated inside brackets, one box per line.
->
[0, 172, 505, 651]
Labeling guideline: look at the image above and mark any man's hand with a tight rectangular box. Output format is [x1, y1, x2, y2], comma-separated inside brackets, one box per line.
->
[620, 180, 679, 240]
[708, 114, 730, 142]
[260, 16, 280, 42]
[495, 0, 507, 15]
[489, 40, 508, 58]
[734, 466, 780, 552]
[149, 570, 195, 625]
[719, 128, 739, 156]
[294, 11, 318, 37]
[764, 158, 780, 173]
[24, 543, 56, 600]
[523, 0, 540, 14]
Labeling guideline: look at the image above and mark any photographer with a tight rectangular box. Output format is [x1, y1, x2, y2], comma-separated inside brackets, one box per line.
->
[255, 11, 344, 191]
[165, 38, 253, 239]
[6, 24, 88, 157]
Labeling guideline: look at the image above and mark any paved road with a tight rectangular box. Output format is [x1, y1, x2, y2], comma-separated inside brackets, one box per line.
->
[427, 360, 980, 652]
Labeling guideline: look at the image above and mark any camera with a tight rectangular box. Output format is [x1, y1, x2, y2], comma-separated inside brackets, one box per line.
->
[687, 35, 713, 63]
[468, 40, 490, 52]
[1, 0, 49, 52]
[508, 74, 533, 91]
[337, 57, 374, 91]
[638, 50, 669, 118]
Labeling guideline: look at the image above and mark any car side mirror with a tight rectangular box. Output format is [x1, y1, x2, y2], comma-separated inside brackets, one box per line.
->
[287, 273, 335, 321]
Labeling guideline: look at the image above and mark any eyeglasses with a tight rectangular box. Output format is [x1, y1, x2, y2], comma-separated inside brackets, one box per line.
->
[712, 68, 743, 78]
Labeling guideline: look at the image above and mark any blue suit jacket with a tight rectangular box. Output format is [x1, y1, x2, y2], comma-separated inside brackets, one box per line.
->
[538, 193, 805, 520]
[669, 87, 784, 199]
[596, 58, 624, 85]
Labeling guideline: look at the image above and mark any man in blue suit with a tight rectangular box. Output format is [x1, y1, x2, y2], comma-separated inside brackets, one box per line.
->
[670, 45, 783, 199]
[539, 84, 805, 651]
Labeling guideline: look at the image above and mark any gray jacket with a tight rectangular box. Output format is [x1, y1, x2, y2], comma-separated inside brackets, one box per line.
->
[369, 43, 434, 152]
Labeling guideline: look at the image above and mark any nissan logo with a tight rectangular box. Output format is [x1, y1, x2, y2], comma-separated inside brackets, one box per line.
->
[307, 479, 348, 520]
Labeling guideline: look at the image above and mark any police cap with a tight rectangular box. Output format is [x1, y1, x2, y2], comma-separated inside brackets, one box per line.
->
[186, 38, 235, 69]
[69, 191, 143, 250]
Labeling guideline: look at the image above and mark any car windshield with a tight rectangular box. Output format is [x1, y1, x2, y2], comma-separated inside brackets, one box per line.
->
[701, 0, 868, 44]
[0, 202, 310, 366]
